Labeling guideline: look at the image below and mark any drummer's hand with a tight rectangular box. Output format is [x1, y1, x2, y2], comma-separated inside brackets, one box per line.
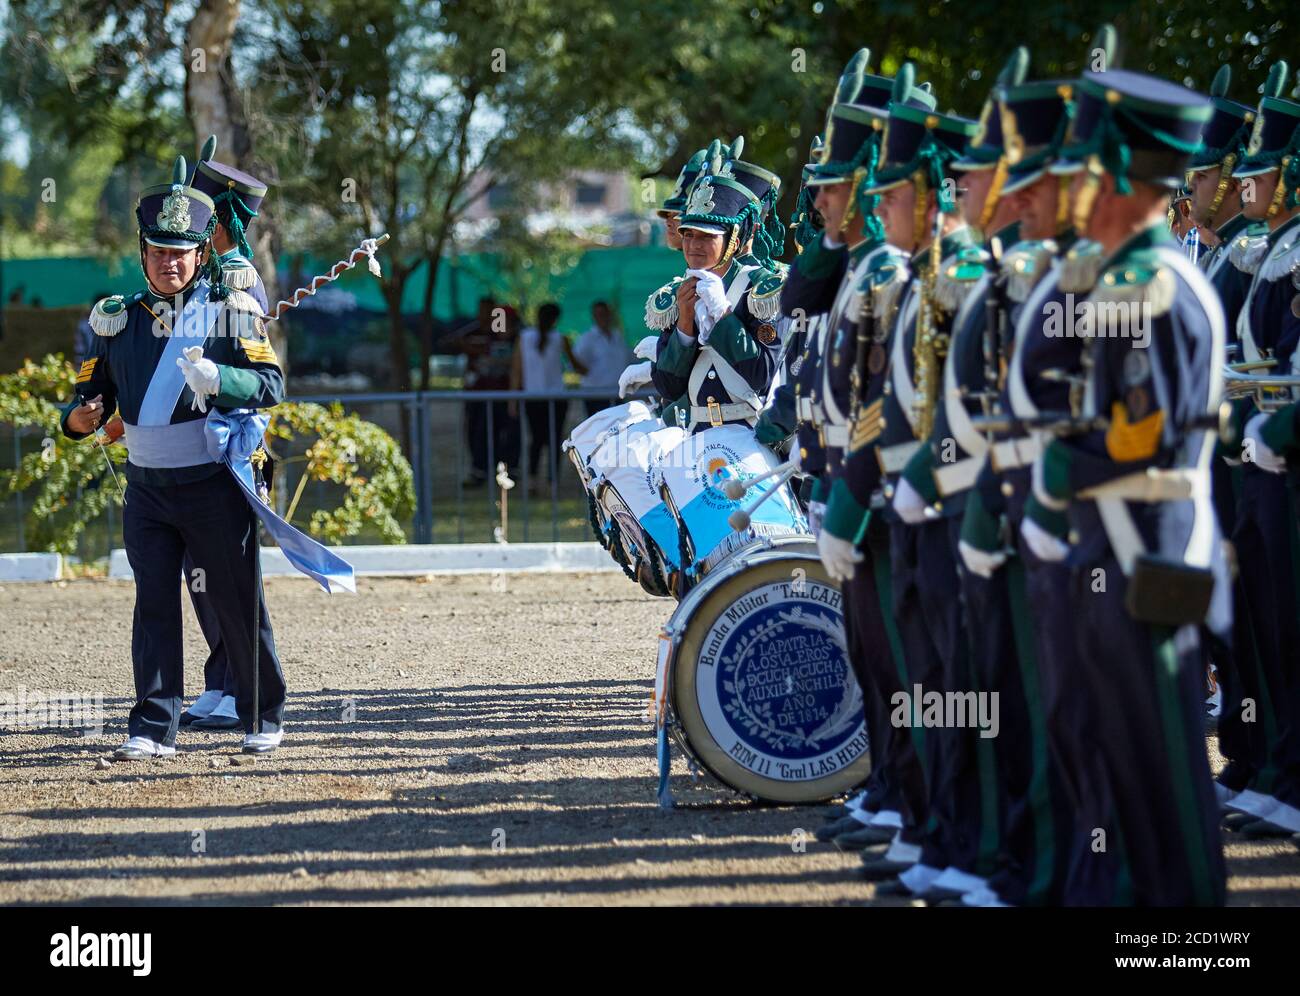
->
[66, 395, 104, 435]
[817, 529, 862, 584]
[676, 278, 699, 337]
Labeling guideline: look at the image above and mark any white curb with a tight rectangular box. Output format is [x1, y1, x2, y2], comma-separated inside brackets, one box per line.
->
[106, 542, 617, 580]
[0, 552, 63, 582]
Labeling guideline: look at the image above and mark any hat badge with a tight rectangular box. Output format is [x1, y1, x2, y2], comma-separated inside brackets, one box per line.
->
[686, 180, 716, 216]
[157, 184, 193, 233]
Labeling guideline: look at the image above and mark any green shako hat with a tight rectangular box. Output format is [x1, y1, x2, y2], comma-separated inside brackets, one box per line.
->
[136, 155, 217, 249]
[678, 140, 768, 266]
[1232, 62, 1298, 180]
[953, 46, 1030, 171]
[1049, 68, 1214, 191]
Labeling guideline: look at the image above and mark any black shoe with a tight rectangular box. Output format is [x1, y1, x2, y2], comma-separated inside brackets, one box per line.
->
[190, 713, 241, 730]
[1221, 811, 1258, 832]
[833, 824, 895, 851]
[1236, 818, 1293, 838]
[816, 816, 863, 842]
[860, 857, 914, 881]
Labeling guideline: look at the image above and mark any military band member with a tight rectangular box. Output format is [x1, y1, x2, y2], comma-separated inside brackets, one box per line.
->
[173, 136, 276, 730]
[1024, 68, 1227, 905]
[819, 63, 979, 886]
[63, 156, 288, 758]
[881, 47, 1040, 902]
[777, 52, 926, 854]
[1186, 63, 1283, 820]
[649, 142, 787, 433]
[1220, 80, 1300, 838]
[953, 32, 1120, 906]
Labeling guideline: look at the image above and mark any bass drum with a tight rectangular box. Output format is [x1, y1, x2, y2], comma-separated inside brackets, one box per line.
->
[661, 538, 870, 803]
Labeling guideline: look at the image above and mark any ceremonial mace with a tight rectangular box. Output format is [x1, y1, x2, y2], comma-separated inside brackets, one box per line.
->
[247, 233, 390, 741]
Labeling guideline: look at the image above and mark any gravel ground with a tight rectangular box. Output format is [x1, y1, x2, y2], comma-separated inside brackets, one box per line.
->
[0, 573, 1296, 906]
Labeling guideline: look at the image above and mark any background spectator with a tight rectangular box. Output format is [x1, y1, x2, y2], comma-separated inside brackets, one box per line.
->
[571, 300, 633, 417]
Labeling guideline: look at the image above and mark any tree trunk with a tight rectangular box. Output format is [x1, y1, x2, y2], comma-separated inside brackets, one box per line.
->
[184, 0, 286, 369]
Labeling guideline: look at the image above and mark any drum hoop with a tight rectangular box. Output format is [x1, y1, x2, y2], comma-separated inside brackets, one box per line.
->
[667, 550, 871, 803]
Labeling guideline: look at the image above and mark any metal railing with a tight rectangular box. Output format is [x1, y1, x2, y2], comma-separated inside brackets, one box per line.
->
[1, 388, 653, 558]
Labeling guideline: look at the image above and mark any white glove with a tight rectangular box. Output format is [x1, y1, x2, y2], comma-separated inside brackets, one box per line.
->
[1244, 412, 1287, 473]
[807, 500, 826, 538]
[618, 361, 653, 399]
[633, 335, 660, 362]
[1020, 516, 1070, 563]
[817, 529, 863, 583]
[959, 540, 1007, 579]
[891, 477, 933, 524]
[686, 267, 730, 340]
[178, 346, 220, 413]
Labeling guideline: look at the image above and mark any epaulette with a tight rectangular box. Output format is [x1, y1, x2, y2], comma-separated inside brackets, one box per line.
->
[852, 256, 907, 322]
[1228, 233, 1269, 275]
[1091, 250, 1175, 319]
[222, 288, 266, 316]
[935, 246, 989, 312]
[88, 291, 144, 337]
[747, 269, 786, 321]
[1000, 239, 1057, 304]
[644, 276, 683, 331]
[220, 254, 261, 291]
[1257, 229, 1300, 283]
[1058, 239, 1105, 293]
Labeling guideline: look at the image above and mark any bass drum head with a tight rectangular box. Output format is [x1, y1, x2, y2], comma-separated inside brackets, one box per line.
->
[670, 546, 869, 804]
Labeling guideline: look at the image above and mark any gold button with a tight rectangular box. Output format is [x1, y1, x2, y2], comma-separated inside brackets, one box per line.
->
[1068, 530, 1080, 544]
[800, 448, 808, 459]
[1001, 482, 1014, 497]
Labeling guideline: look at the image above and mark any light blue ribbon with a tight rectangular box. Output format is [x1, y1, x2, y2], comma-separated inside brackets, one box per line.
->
[656, 722, 675, 809]
[205, 409, 356, 594]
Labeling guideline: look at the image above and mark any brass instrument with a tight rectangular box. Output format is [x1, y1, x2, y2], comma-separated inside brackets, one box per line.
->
[1222, 367, 1300, 412]
[911, 177, 947, 441]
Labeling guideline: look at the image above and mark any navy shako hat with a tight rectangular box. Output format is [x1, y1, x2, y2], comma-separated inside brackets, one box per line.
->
[997, 25, 1116, 195]
[1186, 65, 1255, 173]
[810, 49, 936, 187]
[677, 142, 764, 241]
[1050, 69, 1212, 191]
[188, 135, 270, 260]
[1233, 62, 1299, 179]
[953, 47, 1030, 172]
[661, 146, 713, 216]
[136, 155, 217, 249]
[864, 63, 978, 203]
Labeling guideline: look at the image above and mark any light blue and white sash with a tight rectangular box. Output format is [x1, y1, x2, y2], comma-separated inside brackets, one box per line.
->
[137, 283, 225, 426]
[205, 409, 356, 594]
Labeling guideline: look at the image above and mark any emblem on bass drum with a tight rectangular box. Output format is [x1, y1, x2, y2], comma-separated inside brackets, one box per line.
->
[659, 539, 870, 803]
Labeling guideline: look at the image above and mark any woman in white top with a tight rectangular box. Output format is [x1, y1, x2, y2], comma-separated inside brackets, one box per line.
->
[510, 302, 577, 484]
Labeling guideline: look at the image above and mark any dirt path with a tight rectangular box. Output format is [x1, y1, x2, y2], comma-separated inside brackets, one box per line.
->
[0, 574, 1295, 906]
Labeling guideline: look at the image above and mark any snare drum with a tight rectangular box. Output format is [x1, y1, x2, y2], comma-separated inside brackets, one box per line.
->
[654, 538, 870, 803]
[646, 424, 805, 587]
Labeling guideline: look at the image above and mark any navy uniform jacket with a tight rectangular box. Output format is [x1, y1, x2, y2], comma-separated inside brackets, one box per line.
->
[822, 226, 978, 539]
[651, 260, 781, 432]
[63, 279, 284, 487]
[772, 236, 852, 496]
[1035, 225, 1230, 633]
[969, 233, 1088, 525]
[1205, 214, 1265, 347]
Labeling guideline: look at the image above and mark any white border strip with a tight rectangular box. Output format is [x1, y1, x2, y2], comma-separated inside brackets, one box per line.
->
[104, 542, 620, 580]
[0, 553, 63, 582]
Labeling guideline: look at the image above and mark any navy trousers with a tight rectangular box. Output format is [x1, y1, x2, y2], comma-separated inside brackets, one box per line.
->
[184, 553, 235, 696]
[1071, 554, 1226, 906]
[843, 515, 918, 816]
[123, 469, 286, 743]
[889, 518, 968, 859]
